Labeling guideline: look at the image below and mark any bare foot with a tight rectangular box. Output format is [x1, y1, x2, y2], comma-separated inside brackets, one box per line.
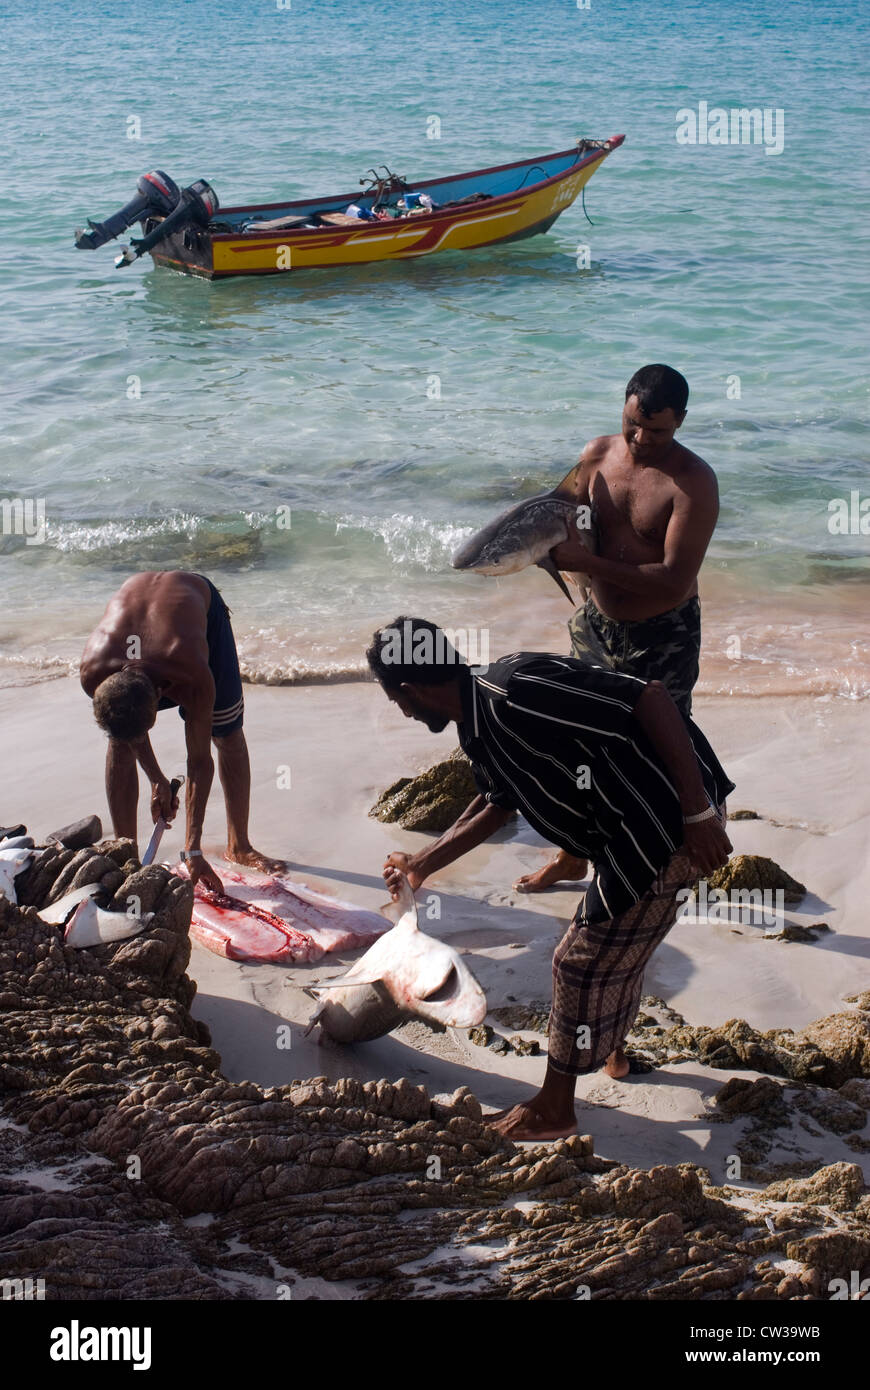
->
[513, 852, 588, 894]
[486, 1102, 577, 1142]
[603, 1046, 630, 1080]
[225, 846, 287, 874]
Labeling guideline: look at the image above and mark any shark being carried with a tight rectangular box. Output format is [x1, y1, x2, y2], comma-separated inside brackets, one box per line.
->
[451, 490, 595, 602]
[306, 872, 486, 1043]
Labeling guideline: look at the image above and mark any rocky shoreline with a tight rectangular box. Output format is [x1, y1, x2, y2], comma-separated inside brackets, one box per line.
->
[1, 840, 869, 1301]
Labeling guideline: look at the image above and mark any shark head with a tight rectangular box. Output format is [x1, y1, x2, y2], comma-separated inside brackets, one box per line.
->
[452, 493, 581, 602]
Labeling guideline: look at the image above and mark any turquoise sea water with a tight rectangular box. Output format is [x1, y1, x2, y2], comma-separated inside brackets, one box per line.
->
[1, 0, 868, 694]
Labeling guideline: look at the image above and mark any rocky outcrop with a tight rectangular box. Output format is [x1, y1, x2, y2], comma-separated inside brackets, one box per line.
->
[369, 748, 480, 832]
[762, 1162, 866, 1213]
[626, 995, 870, 1088]
[1, 845, 868, 1301]
[698, 854, 807, 903]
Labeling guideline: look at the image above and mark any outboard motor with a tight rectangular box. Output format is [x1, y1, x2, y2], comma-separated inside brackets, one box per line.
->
[74, 172, 219, 268]
[74, 170, 181, 250]
[113, 178, 219, 268]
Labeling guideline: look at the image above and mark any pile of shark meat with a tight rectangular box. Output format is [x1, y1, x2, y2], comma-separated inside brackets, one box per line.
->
[176, 862, 390, 964]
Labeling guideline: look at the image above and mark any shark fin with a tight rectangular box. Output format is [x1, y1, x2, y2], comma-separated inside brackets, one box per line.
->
[536, 552, 575, 603]
[312, 972, 387, 990]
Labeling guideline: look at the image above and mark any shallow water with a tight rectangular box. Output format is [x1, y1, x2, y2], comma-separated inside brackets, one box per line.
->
[1, 0, 868, 694]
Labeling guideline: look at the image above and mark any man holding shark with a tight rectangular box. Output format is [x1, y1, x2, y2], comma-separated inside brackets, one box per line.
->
[484, 364, 720, 899]
[371, 616, 733, 1143]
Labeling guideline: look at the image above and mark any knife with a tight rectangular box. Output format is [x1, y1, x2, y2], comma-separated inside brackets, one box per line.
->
[141, 776, 184, 867]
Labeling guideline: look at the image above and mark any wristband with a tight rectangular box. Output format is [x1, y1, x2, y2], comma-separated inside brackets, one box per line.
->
[682, 804, 718, 825]
[179, 849, 204, 861]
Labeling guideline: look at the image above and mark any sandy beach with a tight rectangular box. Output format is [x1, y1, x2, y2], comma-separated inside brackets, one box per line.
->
[3, 675, 868, 1191]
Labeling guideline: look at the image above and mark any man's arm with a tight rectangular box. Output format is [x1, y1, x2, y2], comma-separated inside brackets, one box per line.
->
[552, 447, 593, 506]
[182, 699, 223, 892]
[554, 465, 719, 603]
[129, 733, 179, 825]
[384, 793, 511, 896]
[105, 738, 139, 846]
[632, 681, 731, 874]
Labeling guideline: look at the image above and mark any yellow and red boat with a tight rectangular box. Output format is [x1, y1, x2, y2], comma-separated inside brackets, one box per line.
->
[74, 136, 624, 280]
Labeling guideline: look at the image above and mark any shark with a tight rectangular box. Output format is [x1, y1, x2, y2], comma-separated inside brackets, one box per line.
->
[451, 490, 595, 602]
[306, 872, 486, 1043]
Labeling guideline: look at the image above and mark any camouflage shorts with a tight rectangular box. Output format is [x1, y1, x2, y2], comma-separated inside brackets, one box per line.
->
[568, 594, 701, 719]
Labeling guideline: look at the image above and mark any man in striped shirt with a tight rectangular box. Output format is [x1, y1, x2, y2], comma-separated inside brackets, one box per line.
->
[370, 616, 733, 1143]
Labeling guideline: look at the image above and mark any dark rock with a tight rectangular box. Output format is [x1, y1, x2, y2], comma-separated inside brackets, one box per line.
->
[839, 1078, 870, 1110]
[491, 1003, 550, 1034]
[800, 1007, 870, 1086]
[764, 923, 824, 943]
[45, 815, 103, 851]
[764, 1163, 865, 1212]
[699, 855, 807, 904]
[794, 1087, 866, 1136]
[714, 1076, 788, 1119]
[369, 749, 480, 833]
[468, 1024, 494, 1048]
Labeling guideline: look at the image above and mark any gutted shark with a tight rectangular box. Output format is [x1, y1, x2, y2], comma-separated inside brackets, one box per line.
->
[307, 872, 487, 1043]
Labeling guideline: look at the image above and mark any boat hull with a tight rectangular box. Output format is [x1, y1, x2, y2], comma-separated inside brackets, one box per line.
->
[148, 139, 622, 280]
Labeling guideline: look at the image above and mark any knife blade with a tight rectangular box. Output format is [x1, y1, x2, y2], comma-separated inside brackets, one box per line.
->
[141, 776, 184, 867]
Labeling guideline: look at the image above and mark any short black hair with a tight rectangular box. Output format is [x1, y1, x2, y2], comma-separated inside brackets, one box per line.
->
[625, 364, 689, 417]
[366, 616, 466, 690]
[92, 669, 157, 742]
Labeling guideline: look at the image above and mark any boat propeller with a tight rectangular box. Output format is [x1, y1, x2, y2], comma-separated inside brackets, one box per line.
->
[74, 172, 219, 268]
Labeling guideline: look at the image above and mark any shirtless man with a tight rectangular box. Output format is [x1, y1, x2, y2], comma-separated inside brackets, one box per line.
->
[513, 365, 720, 974]
[80, 571, 283, 892]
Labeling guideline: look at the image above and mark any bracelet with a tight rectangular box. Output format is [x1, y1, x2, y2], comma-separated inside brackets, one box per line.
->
[179, 849, 204, 861]
[683, 804, 718, 825]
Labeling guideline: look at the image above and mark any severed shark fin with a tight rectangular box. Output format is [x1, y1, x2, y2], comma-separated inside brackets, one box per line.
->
[39, 882, 105, 925]
[64, 898, 153, 948]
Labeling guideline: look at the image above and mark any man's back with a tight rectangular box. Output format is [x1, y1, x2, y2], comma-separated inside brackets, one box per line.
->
[459, 652, 733, 920]
[80, 571, 212, 705]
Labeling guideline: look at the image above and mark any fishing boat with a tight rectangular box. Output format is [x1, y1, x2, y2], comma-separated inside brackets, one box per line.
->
[74, 136, 624, 280]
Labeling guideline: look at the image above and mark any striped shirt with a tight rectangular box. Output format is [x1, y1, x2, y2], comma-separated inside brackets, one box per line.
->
[457, 653, 735, 924]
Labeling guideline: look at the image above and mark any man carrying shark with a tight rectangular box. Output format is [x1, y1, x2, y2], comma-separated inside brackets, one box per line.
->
[511, 363, 720, 899]
[80, 571, 284, 892]
[371, 616, 733, 1143]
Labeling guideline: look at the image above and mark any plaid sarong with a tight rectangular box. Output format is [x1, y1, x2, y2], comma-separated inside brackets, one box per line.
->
[548, 846, 696, 1075]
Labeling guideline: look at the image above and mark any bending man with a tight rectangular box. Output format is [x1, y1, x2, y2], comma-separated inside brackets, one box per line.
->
[371, 616, 733, 1143]
[80, 571, 283, 891]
